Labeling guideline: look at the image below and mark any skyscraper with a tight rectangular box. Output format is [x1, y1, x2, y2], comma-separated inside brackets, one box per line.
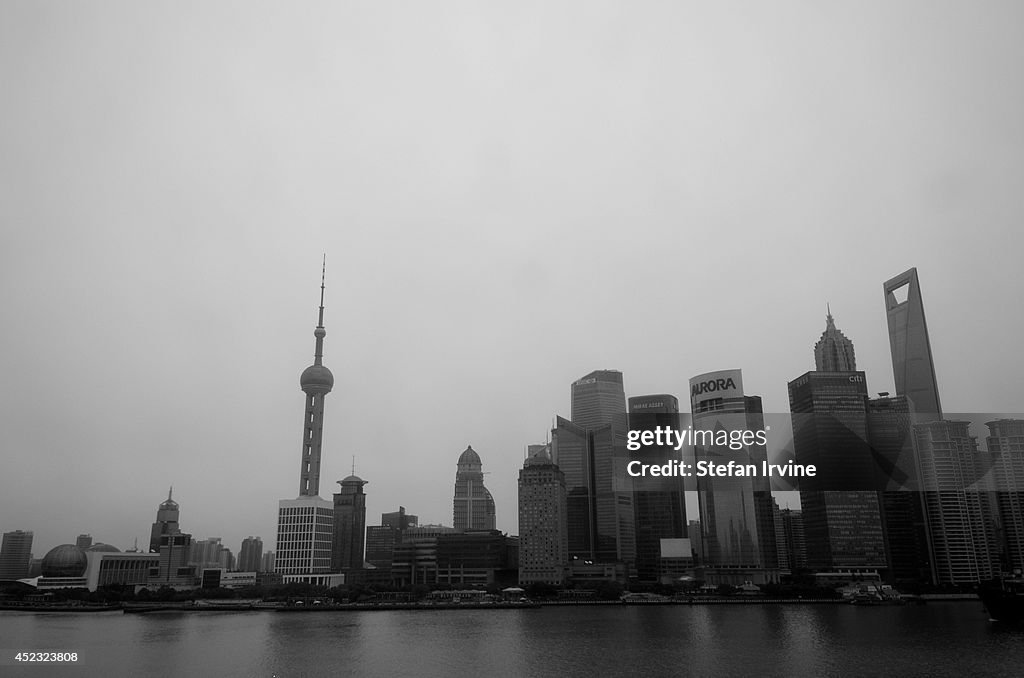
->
[146, 489, 192, 586]
[453, 446, 496, 531]
[789, 370, 887, 573]
[571, 370, 627, 431]
[518, 444, 568, 586]
[275, 264, 337, 583]
[0, 530, 34, 580]
[628, 394, 687, 583]
[149, 487, 181, 554]
[793, 311, 892, 575]
[550, 416, 594, 560]
[884, 268, 942, 419]
[555, 370, 635, 578]
[332, 474, 368, 572]
[690, 369, 777, 585]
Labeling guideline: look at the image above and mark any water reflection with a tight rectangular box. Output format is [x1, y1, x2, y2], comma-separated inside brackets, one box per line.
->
[2, 604, 1023, 678]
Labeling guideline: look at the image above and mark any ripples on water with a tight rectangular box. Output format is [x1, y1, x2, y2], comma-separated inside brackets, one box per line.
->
[2, 602, 1023, 677]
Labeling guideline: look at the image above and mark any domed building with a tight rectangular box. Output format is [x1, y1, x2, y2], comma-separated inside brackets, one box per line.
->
[85, 543, 121, 554]
[453, 445, 496, 531]
[41, 544, 88, 578]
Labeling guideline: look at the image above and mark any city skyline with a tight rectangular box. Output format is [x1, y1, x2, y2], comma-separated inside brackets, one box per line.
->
[3, 2, 1024, 557]
[2, 265, 1021, 558]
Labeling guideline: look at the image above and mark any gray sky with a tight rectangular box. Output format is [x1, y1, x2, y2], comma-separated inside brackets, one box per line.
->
[2, 1, 1023, 557]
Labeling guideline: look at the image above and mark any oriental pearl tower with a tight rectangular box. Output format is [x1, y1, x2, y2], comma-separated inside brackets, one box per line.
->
[297, 259, 334, 497]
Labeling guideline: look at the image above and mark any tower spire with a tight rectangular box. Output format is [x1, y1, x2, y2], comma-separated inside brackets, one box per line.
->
[318, 254, 326, 328]
[814, 306, 856, 371]
[314, 255, 326, 366]
[168, 486, 173, 502]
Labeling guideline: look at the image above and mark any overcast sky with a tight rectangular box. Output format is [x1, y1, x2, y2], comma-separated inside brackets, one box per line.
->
[2, 1, 1023, 558]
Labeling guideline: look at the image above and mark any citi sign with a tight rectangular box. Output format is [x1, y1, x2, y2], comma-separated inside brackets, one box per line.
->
[691, 377, 737, 397]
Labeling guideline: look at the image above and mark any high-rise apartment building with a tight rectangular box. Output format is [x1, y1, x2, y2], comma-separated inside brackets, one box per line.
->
[884, 268, 942, 420]
[773, 503, 807, 572]
[332, 474, 368, 571]
[239, 537, 263, 572]
[190, 538, 228, 569]
[867, 394, 932, 584]
[914, 420, 1000, 584]
[0, 530, 34, 580]
[518, 444, 568, 586]
[628, 394, 687, 583]
[453, 446, 496, 531]
[988, 419, 1024, 575]
[690, 369, 777, 585]
[275, 265, 337, 583]
[218, 548, 234, 571]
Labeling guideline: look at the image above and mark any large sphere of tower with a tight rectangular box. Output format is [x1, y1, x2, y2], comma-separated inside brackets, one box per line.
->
[300, 363, 334, 394]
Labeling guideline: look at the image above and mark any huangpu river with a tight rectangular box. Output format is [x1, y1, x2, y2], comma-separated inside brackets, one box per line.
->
[2, 602, 1023, 677]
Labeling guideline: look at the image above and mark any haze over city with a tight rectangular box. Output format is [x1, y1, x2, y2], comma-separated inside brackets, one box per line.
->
[2, 1, 1023, 557]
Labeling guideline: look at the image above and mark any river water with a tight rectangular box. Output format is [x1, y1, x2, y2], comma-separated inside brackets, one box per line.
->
[2, 602, 1022, 677]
